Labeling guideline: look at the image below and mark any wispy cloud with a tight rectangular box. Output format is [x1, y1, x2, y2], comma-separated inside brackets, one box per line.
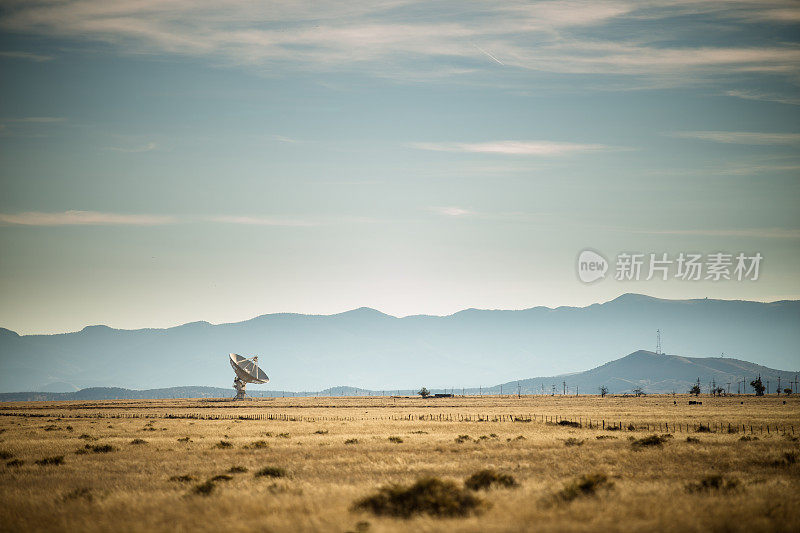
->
[412, 140, 611, 156]
[207, 215, 316, 227]
[106, 142, 157, 153]
[670, 131, 800, 145]
[0, 51, 53, 62]
[631, 227, 800, 239]
[0, 1, 798, 84]
[430, 206, 475, 217]
[725, 90, 800, 106]
[3, 116, 65, 123]
[0, 211, 176, 226]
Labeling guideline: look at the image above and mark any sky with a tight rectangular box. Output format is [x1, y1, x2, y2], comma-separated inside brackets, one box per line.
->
[0, 0, 799, 335]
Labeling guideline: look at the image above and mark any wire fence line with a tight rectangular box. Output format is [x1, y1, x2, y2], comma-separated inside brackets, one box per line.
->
[0, 410, 795, 435]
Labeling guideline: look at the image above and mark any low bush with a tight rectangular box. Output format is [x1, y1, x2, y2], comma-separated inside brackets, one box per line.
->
[247, 440, 269, 449]
[169, 474, 195, 482]
[177, 437, 192, 443]
[130, 439, 147, 445]
[78, 434, 94, 440]
[464, 469, 518, 491]
[556, 473, 613, 502]
[215, 441, 233, 449]
[686, 437, 700, 443]
[454, 435, 471, 444]
[210, 474, 233, 482]
[388, 436, 403, 444]
[353, 477, 482, 518]
[564, 438, 584, 446]
[686, 474, 740, 493]
[596, 435, 617, 440]
[0, 450, 13, 460]
[314, 430, 329, 435]
[6, 459, 24, 467]
[345, 439, 359, 445]
[228, 466, 248, 473]
[35, 456, 65, 466]
[696, 424, 712, 433]
[631, 435, 668, 449]
[191, 480, 216, 496]
[557, 420, 581, 428]
[254, 466, 288, 478]
[740, 435, 758, 442]
[86, 444, 116, 453]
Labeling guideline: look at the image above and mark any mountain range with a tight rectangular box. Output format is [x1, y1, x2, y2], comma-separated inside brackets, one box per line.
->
[0, 293, 798, 393]
[0, 350, 796, 401]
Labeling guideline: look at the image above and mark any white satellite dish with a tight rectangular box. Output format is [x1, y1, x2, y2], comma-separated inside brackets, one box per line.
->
[229, 353, 269, 400]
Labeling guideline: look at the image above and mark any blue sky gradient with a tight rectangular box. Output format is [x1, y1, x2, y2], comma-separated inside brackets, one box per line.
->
[0, 1, 798, 333]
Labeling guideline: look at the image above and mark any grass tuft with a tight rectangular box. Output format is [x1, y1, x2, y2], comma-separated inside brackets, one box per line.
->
[215, 440, 233, 449]
[62, 488, 93, 502]
[345, 439, 359, 445]
[353, 477, 482, 518]
[454, 435, 471, 444]
[228, 466, 248, 473]
[564, 438, 584, 447]
[191, 480, 216, 496]
[6, 459, 24, 467]
[388, 436, 403, 444]
[169, 474, 195, 482]
[130, 439, 147, 445]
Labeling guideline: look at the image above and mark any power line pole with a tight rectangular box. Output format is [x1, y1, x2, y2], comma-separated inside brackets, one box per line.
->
[656, 329, 662, 355]
[563, 381, 566, 395]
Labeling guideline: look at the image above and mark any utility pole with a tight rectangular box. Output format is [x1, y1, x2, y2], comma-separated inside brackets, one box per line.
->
[656, 329, 662, 355]
[500, 384, 503, 396]
[563, 381, 566, 395]
[777, 377, 781, 393]
[517, 381, 521, 398]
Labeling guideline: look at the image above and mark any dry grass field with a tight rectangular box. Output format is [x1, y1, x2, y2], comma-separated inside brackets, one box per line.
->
[1, 395, 799, 532]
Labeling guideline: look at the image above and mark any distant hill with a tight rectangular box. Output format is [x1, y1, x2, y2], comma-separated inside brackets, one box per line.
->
[0, 293, 798, 392]
[493, 350, 799, 395]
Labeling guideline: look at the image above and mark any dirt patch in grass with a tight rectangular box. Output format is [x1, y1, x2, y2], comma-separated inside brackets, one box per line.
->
[353, 477, 483, 518]
[464, 469, 518, 491]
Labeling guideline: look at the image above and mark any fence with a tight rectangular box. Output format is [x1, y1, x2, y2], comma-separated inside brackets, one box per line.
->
[0, 410, 795, 435]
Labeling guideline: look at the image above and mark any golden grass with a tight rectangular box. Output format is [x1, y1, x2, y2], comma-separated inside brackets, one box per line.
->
[0, 395, 798, 532]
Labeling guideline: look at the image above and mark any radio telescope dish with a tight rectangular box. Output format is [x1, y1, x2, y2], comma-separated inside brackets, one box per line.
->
[229, 353, 269, 400]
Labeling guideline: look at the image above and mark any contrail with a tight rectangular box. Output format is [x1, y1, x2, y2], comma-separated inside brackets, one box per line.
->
[472, 43, 504, 65]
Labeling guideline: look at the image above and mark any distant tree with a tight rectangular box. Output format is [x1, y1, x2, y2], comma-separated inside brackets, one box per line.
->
[750, 376, 765, 396]
[784, 388, 792, 395]
[599, 386, 608, 398]
[632, 387, 645, 397]
[417, 387, 430, 398]
[689, 383, 701, 396]
[713, 387, 725, 397]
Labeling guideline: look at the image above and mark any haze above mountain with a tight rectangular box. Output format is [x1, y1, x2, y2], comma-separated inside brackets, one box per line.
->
[0, 294, 797, 393]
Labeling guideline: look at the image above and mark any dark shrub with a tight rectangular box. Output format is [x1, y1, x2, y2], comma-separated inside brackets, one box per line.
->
[556, 473, 613, 502]
[6, 459, 24, 467]
[686, 474, 740, 493]
[558, 420, 581, 428]
[210, 474, 233, 482]
[177, 437, 192, 443]
[696, 424, 712, 433]
[78, 434, 94, 440]
[740, 435, 758, 442]
[345, 439, 359, 445]
[169, 474, 195, 482]
[686, 437, 700, 443]
[191, 480, 216, 496]
[215, 440, 233, 449]
[228, 466, 248, 473]
[255, 466, 288, 478]
[596, 435, 617, 440]
[0, 450, 13, 460]
[62, 488, 93, 502]
[87, 444, 116, 453]
[353, 477, 482, 518]
[464, 469, 518, 491]
[130, 439, 147, 445]
[388, 436, 403, 444]
[631, 435, 668, 449]
[314, 430, 329, 435]
[454, 435, 471, 444]
[35, 455, 65, 466]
